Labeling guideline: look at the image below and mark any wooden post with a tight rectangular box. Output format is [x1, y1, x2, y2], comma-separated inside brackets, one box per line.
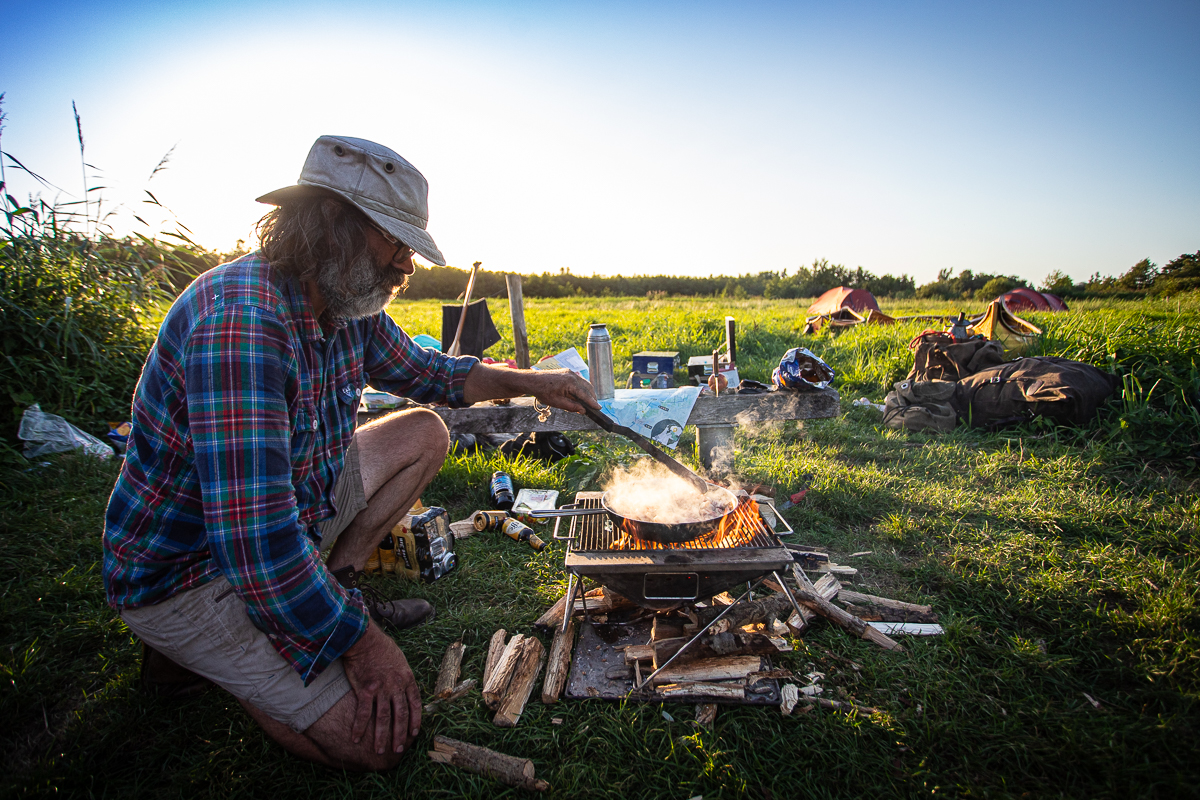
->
[447, 261, 481, 357]
[429, 735, 549, 792]
[494, 637, 546, 727]
[505, 274, 530, 369]
[434, 641, 466, 698]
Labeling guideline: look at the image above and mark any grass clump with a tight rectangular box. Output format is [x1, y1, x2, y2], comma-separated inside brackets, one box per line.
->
[0, 199, 164, 433]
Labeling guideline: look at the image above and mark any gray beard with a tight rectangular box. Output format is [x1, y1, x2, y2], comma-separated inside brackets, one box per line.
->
[317, 250, 408, 320]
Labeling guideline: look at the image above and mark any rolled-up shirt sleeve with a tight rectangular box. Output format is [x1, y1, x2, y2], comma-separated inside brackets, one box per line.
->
[363, 312, 478, 406]
[186, 303, 368, 684]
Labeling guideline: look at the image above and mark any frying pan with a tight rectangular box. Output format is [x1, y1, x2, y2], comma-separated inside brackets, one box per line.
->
[529, 484, 739, 545]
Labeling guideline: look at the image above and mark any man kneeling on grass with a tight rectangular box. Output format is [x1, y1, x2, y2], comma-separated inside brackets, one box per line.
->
[102, 135, 598, 770]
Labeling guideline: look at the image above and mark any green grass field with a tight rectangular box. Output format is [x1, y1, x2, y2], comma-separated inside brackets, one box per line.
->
[1, 296, 1197, 799]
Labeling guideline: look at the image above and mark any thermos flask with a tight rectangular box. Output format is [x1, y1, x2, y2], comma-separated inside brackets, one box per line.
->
[586, 323, 616, 401]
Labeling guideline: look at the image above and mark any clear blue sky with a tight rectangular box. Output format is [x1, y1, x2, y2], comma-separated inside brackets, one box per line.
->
[2, 1, 1197, 286]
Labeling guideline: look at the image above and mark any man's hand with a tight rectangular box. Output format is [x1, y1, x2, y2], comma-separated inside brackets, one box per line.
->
[528, 368, 600, 414]
[463, 363, 600, 413]
[341, 622, 421, 755]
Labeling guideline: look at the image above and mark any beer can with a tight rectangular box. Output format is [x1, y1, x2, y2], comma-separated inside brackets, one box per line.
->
[586, 323, 616, 401]
[489, 471, 515, 510]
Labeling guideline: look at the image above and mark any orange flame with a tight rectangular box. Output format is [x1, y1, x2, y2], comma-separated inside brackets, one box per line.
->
[611, 497, 765, 551]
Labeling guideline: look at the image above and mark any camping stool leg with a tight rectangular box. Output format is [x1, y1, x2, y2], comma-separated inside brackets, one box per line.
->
[696, 423, 735, 473]
[635, 577, 767, 691]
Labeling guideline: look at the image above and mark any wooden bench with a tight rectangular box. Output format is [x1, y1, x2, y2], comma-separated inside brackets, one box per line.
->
[365, 388, 840, 472]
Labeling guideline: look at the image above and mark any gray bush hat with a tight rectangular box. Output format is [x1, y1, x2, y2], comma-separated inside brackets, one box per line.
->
[256, 135, 446, 266]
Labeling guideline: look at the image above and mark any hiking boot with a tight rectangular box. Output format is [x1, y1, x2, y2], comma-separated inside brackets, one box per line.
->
[367, 597, 435, 630]
[139, 642, 212, 699]
[330, 566, 436, 631]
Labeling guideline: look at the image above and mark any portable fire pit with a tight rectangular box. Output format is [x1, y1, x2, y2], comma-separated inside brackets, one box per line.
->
[545, 491, 805, 705]
[551, 492, 796, 610]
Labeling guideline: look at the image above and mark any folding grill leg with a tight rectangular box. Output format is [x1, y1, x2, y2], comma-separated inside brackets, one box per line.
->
[561, 572, 579, 634]
[771, 570, 807, 624]
[635, 577, 767, 692]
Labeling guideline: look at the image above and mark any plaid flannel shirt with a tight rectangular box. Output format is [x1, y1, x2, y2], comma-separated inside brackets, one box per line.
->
[103, 253, 477, 683]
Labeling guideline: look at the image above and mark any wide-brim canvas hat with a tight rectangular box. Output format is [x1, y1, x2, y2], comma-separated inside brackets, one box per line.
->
[256, 135, 447, 266]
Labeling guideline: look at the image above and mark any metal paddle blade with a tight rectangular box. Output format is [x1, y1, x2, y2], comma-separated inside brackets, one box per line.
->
[583, 408, 711, 494]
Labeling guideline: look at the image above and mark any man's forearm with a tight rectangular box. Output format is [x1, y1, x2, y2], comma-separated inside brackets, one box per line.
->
[462, 362, 599, 415]
[462, 362, 541, 405]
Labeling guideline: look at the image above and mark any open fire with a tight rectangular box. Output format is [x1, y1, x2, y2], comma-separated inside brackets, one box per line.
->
[612, 497, 768, 551]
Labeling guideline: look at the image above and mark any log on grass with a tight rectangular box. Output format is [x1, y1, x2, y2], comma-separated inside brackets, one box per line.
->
[483, 634, 526, 709]
[797, 695, 881, 715]
[541, 618, 575, 704]
[790, 565, 903, 652]
[494, 636, 546, 728]
[837, 590, 933, 614]
[842, 603, 940, 624]
[423, 678, 477, 713]
[429, 735, 548, 792]
[483, 628, 507, 687]
[650, 655, 765, 685]
[534, 587, 605, 632]
[435, 641, 466, 698]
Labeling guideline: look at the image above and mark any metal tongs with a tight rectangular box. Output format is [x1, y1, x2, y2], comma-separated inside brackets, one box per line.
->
[583, 407, 711, 494]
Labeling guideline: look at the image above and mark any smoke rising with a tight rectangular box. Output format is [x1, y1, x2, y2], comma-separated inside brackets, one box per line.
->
[602, 461, 735, 524]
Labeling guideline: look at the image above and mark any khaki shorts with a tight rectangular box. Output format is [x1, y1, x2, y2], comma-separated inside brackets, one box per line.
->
[121, 440, 370, 733]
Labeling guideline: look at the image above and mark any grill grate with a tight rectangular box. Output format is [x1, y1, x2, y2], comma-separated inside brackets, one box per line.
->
[570, 494, 781, 553]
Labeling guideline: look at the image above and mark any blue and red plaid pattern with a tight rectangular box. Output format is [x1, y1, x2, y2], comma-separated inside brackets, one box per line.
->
[103, 254, 477, 683]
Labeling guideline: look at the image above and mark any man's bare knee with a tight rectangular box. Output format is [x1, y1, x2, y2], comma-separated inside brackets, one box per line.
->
[301, 689, 407, 772]
[403, 407, 450, 460]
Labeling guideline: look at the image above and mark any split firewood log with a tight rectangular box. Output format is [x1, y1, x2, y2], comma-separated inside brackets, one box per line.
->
[541, 618, 575, 704]
[656, 682, 746, 700]
[494, 636, 545, 727]
[650, 655, 765, 685]
[483, 629, 507, 686]
[434, 641, 466, 698]
[482, 634, 526, 709]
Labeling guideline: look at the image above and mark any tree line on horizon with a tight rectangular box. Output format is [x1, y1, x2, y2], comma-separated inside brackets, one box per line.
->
[398, 252, 1200, 302]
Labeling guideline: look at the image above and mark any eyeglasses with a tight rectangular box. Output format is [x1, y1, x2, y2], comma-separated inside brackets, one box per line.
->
[373, 225, 414, 259]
